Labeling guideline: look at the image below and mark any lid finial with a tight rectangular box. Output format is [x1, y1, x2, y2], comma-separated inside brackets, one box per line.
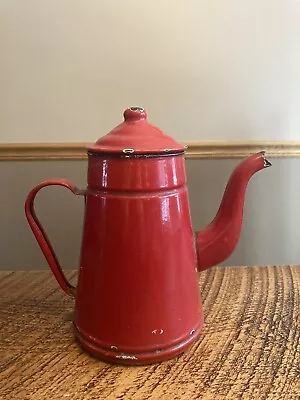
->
[123, 107, 147, 121]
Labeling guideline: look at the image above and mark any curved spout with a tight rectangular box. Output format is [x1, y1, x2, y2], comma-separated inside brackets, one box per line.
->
[196, 151, 271, 272]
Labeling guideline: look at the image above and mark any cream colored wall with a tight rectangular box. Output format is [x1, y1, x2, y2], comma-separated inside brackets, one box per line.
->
[1, 0, 300, 143]
[1, 2, 300, 271]
[1, 158, 299, 271]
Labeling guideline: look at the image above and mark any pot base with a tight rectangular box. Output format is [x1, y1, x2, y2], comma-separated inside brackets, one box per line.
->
[73, 321, 204, 366]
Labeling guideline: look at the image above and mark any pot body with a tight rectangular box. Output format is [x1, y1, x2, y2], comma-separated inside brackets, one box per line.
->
[73, 153, 204, 364]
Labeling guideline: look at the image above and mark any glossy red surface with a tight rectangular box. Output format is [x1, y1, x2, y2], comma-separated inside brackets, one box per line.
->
[24, 107, 272, 365]
[87, 106, 185, 154]
[73, 153, 203, 364]
[24, 179, 84, 297]
[195, 152, 271, 272]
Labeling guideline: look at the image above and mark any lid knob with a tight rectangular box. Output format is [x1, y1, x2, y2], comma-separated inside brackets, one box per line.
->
[123, 106, 147, 121]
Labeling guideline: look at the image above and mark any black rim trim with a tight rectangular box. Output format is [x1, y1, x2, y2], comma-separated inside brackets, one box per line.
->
[87, 151, 185, 159]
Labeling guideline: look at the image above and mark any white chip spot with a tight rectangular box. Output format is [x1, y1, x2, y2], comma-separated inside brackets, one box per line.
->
[152, 329, 164, 335]
[116, 354, 137, 360]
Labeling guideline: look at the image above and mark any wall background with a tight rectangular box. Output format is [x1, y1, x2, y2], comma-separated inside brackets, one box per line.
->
[0, 0, 300, 143]
[1, 1, 300, 270]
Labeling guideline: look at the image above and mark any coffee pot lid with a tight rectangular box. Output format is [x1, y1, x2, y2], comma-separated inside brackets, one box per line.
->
[87, 107, 185, 155]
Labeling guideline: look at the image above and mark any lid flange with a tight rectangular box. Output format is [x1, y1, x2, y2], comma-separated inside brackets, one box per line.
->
[87, 149, 185, 158]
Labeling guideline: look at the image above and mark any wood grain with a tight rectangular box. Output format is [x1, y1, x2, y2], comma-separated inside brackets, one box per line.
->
[0, 266, 299, 400]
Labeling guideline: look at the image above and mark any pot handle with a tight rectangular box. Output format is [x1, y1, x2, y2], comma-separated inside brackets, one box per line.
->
[25, 179, 86, 298]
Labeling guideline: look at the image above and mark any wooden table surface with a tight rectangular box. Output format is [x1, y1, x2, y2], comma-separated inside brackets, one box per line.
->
[0, 266, 299, 400]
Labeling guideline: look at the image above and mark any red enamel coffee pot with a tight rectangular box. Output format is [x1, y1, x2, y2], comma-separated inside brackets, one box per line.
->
[25, 107, 271, 365]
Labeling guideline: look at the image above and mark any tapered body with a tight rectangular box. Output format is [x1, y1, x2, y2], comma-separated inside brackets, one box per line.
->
[24, 107, 271, 365]
[73, 155, 203, 363]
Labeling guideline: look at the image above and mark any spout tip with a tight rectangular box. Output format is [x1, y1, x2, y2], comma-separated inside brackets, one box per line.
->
[264, 158, 272, 168]
[260, 151, 272, 168]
